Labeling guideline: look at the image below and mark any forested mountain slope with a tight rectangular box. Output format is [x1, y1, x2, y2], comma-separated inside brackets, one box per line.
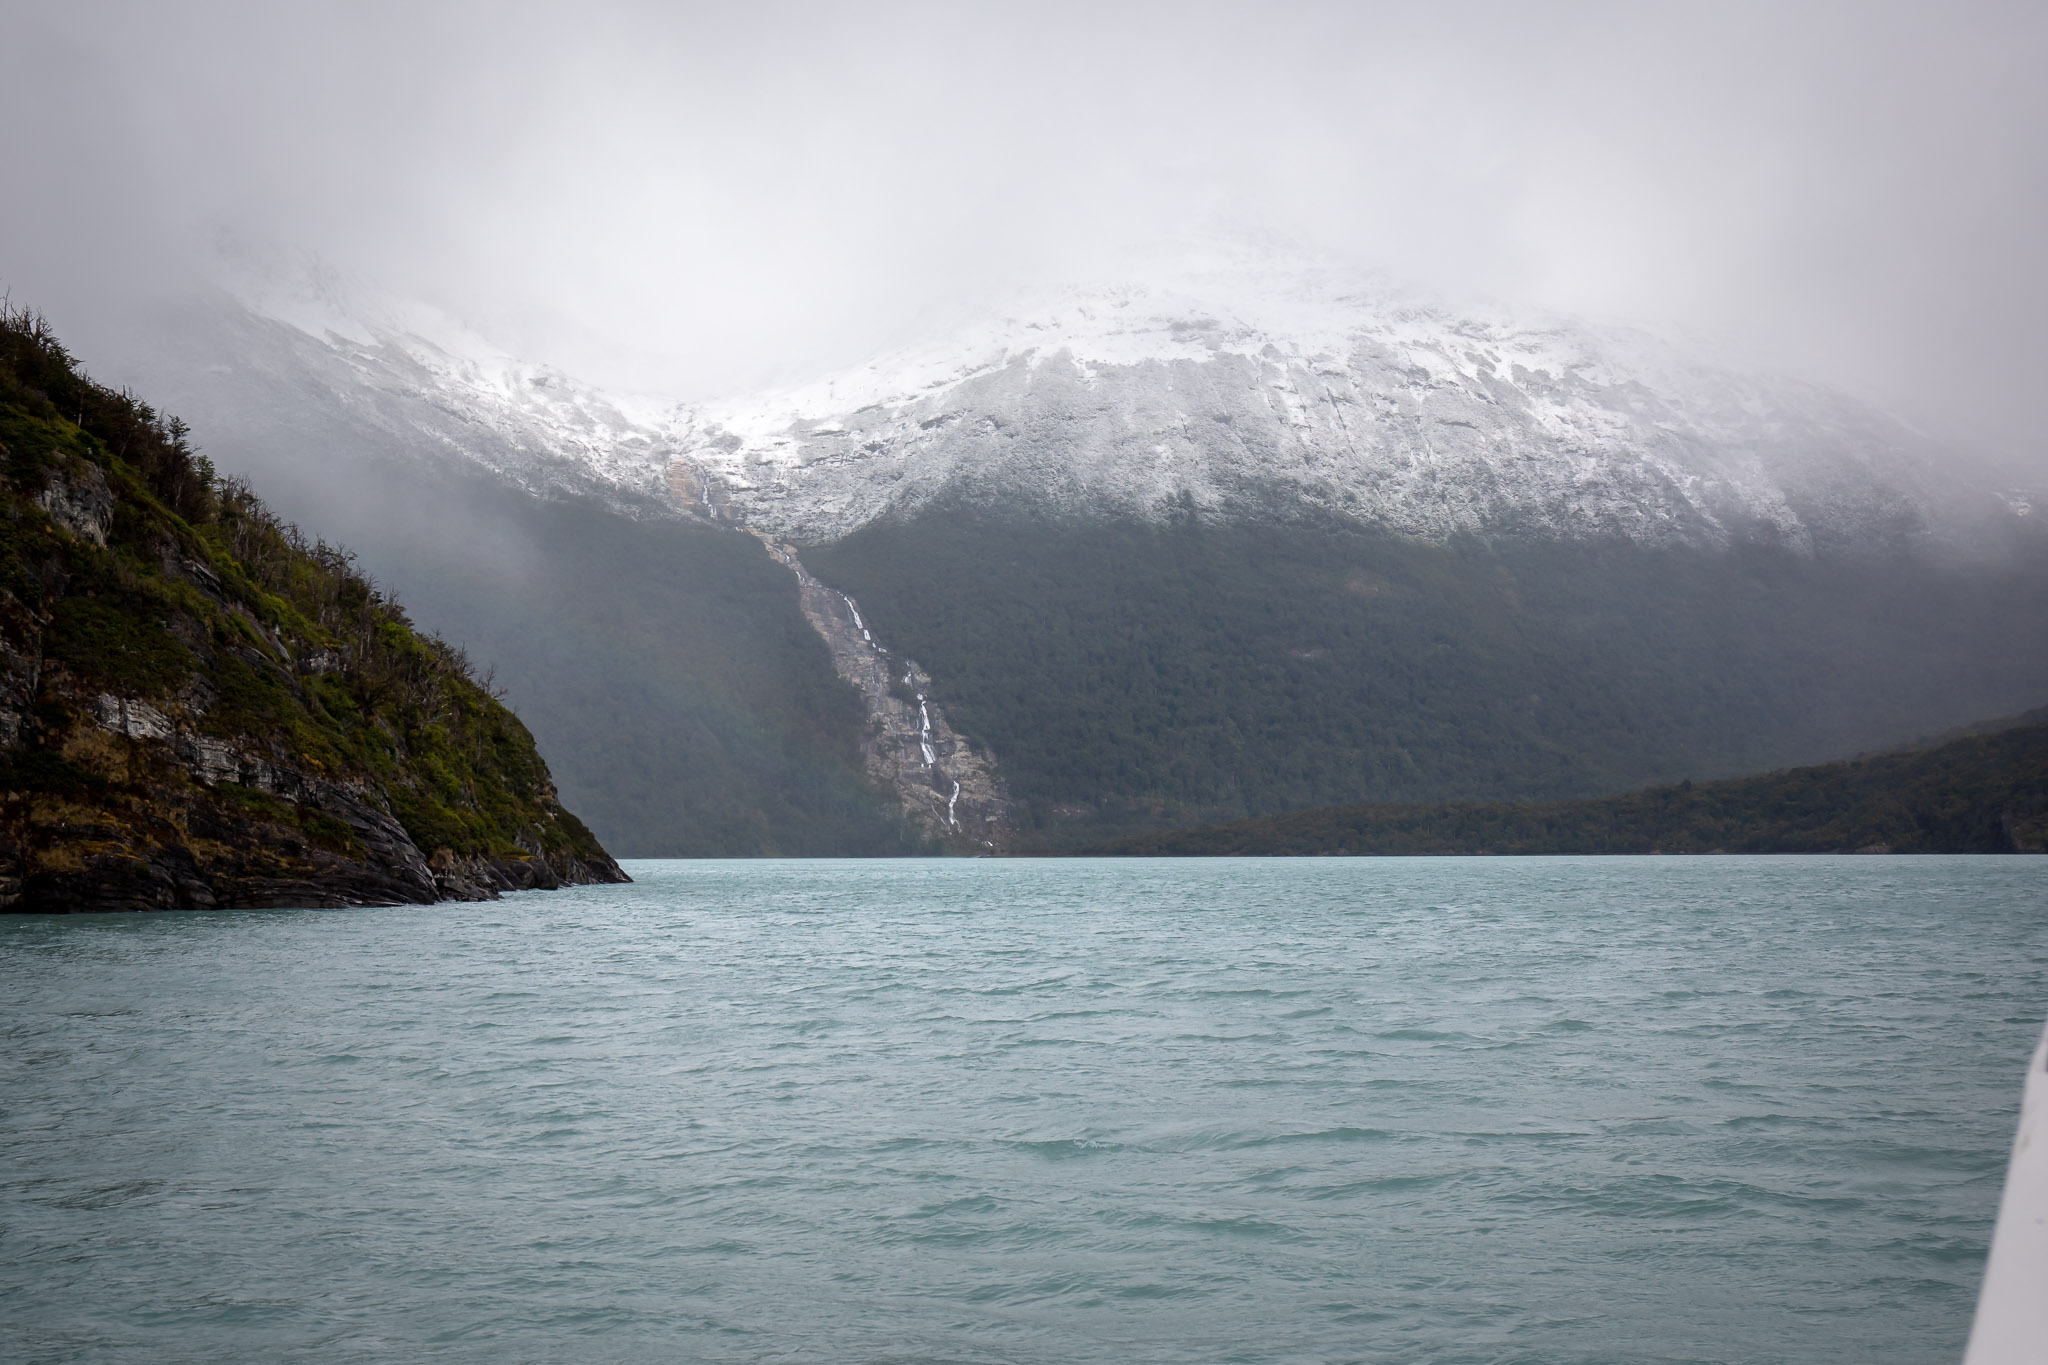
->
[0, 307, 626, 910]
[1097, 708, 2048, 856]
[808, 510, 2048, 848]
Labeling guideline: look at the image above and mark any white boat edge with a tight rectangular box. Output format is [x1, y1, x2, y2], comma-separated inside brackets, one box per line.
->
[1964, 1018, 2048, 1363]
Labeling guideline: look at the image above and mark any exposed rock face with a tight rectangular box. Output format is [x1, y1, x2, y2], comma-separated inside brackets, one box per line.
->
[34, 464, 113, 546]
[0, 640, 37, 750]
[0, 683, 625, 911]
[750, 530, 1012, 851]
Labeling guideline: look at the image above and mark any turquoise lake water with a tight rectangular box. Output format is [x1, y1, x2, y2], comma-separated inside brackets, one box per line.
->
[3, 856, 2044, 1363]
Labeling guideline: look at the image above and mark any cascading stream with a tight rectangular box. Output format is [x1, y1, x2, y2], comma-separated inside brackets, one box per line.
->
[740, 529, 1010, 849]
[842, 593, 873, 644]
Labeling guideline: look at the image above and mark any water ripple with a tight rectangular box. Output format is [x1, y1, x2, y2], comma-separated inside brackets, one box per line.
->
[1, 854, 2042, 1363]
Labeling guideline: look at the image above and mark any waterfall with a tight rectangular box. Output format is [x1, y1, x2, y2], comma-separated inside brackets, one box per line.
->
[839, 592, 877, 644]
[747, 534, 1004, 849]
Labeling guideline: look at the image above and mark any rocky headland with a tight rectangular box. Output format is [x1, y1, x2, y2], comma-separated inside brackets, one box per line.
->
[0, 307, 626, 911]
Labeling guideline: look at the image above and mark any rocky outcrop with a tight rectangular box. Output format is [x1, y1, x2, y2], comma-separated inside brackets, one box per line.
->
[0, 672, 627, 912]
[33, 463, 113, 546]
[751, 531, 1013, 851]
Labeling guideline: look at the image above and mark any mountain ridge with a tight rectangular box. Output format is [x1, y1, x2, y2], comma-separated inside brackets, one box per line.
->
[80, 243, 2048, 854]
[210, 238, 2040, 557]
[669, 244, 2023, 552]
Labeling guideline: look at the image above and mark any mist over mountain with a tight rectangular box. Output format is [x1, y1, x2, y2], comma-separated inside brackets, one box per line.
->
[666, 239, 2031, 553]
[76, 239, 2048, 851]
[0, 307, 626, 908]
[12, 2, 2047, 469]
[184, 236, 2040, 554]
[100, 277, 922, 857]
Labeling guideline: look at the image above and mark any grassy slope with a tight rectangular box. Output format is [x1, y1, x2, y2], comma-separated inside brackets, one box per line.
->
[1095, 710, 2048, 855]
[807, 510, 2048, 849]
[0, 307, 616, 904]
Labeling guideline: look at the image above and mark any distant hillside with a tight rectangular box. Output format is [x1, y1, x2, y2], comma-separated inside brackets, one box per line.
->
[811, 511, 2048, 849]
[1093, 710, 2048, 856]
[0, 307, 626, 910]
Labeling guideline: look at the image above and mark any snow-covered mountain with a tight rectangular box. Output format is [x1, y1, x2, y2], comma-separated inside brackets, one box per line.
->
[82, 238, 2048, 854]
[204, 242, 679, 513]
[213, 238, 2030, 555]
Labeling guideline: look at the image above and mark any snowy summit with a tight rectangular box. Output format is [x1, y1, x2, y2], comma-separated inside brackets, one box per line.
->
[226, 236, 2026, 554]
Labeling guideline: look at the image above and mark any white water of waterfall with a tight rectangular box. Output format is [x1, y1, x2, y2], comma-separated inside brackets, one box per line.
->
[840, 593, 877, 644]
[749, 536, 1003, 845]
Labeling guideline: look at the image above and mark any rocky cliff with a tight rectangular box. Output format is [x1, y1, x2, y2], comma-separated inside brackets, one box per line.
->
[0, 307, 626, 911]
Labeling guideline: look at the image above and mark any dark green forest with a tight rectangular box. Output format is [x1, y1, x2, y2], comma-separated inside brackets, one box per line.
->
[809, 508, 2048, 849]
[1097, 708, 2048, 855]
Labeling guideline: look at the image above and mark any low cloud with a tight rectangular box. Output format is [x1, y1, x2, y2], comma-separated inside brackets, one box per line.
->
[4, 0, 2045, 465]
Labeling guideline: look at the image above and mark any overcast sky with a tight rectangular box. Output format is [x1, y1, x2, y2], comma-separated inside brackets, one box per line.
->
[4, 0, 2044, 463]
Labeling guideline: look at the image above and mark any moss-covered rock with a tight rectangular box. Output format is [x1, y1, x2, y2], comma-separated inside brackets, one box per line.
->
[0, 306, 626, 911]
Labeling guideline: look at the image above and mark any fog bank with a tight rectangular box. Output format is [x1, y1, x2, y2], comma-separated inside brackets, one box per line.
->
[3, 0, 2044, 466]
